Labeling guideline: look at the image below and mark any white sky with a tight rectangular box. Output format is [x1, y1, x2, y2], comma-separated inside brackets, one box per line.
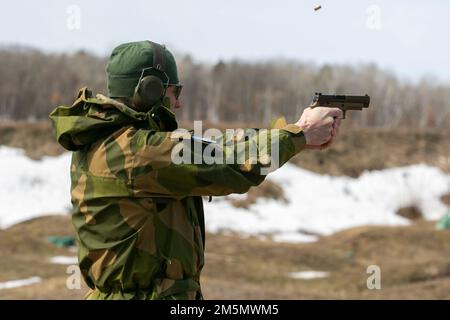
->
[0, 0, 449, 84]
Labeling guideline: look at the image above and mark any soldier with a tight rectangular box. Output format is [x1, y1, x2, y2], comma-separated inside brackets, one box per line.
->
[49, 40, 342, 300]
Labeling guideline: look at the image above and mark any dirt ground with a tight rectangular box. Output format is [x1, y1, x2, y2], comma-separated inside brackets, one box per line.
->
[0, 121, 450, 299]
[1, 215, 450, 299]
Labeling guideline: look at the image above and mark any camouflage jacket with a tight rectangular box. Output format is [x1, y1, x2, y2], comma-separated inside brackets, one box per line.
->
[49, 87, 306, 300]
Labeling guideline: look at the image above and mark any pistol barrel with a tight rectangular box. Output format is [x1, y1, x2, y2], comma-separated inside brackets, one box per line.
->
[309, 93, 370, 118]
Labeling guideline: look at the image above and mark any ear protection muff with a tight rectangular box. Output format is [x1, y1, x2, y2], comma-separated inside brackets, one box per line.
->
[133, 41, 168, 111]
[133, 75, 165, 109]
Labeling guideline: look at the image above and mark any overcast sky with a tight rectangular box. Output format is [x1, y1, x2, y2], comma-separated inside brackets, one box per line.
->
[1, 0, 448, 84]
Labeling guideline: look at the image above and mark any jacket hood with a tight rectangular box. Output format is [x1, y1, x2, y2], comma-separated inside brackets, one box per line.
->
[49, 87, 178, 151]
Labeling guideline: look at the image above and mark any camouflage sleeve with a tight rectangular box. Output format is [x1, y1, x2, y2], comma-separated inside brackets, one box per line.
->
[130, 124, 306, 197]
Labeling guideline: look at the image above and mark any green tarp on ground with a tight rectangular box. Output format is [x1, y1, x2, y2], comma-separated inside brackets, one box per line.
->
[47, 236, 75, 248]
[436, 209, 450, 230]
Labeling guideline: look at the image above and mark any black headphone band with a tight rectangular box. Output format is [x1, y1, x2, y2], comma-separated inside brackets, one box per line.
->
[148, 41, 165, 72]
[132, 41, 167, 111]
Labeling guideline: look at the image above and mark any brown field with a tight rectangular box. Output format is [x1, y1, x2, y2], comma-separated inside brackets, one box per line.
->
[0, 121, 449, 299]
[2, 215, 450, 299]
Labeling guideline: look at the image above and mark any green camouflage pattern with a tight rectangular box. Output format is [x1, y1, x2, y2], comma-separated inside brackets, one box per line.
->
[49, 87, 306, 300]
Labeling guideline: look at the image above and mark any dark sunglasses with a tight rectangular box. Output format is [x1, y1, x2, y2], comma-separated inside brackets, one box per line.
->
[173, 84, 183, 100]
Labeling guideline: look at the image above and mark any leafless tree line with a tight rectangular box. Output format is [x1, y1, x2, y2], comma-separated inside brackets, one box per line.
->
[0, 46, 449, 129]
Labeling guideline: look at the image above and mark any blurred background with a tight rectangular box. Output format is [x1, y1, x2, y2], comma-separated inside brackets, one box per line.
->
[0, 0, 450, 299]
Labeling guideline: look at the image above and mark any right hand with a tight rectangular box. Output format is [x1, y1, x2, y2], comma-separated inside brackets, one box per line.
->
[295, 107, 343, 150]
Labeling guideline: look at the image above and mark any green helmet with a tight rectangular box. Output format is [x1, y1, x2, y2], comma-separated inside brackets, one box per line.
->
[106, 40, 179, 97]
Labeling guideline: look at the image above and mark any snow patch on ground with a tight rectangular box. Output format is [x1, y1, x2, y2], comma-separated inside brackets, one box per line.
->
[1, 146, 449, 243]
[205, 163, 450, 242]
[0, 276, 42, 290]
[0, 146, 71, 229]
[288, 271, 330, 280]
[48, 256, 79, 265]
